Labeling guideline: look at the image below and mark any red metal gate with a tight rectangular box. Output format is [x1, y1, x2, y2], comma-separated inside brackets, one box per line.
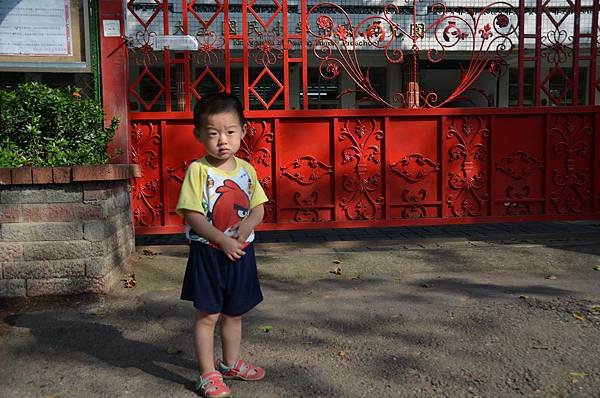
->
[122, 0, 600, 234]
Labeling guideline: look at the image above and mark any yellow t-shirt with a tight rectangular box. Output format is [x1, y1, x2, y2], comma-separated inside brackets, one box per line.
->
[176, 156, 268, 244]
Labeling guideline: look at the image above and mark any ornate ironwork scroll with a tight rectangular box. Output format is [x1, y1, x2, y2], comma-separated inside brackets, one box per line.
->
[307, 1, 517, 108]
[280, 155, 333, 222]
[390, 154, 440, 182]
[338, 118, 384, 220]
[280, 156, 333, 186]
[390, 154, 440, 218]
[549, 114, 593, 214]
[238, 120, 275, 221]
[130, 122, 164, 227]
[446, 116, 490, 217]
[496, 151, 543, 216]
[239, 120, 274, 167]
[293, 192, 322, 222]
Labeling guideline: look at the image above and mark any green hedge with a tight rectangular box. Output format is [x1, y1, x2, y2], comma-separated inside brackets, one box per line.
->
[0, 82, 119, 167]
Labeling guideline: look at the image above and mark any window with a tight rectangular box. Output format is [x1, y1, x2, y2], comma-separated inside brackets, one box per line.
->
[305, 67, 340, 109]
[356, 67, 387, 108]
[508, 68, 534, 106]
[509, 67, 589, 106]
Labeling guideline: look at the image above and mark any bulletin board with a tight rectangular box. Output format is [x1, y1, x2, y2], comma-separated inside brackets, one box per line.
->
[0, 0, 91, 72]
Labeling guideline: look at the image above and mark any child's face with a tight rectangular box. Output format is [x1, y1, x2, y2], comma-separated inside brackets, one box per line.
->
[196, 111, 246, 167]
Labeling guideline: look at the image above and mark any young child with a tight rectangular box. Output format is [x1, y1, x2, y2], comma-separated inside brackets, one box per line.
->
[176, 93, 268, 398]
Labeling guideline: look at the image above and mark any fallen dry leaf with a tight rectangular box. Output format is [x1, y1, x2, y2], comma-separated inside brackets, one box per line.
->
[122, 273, 136, 288]
[589, 305, 600, 313]
[545, 275, 557, 280]
[573, 312, 588, 322]
[15, 329, 32, 337]
[258, 325, 273, 333]
[518, 295, 529, 300]
[338, 350, 349, 360]
[569, 371, 588, 383]
[142, 249, 158, 256]
[330, 267, 342, 275]
[89, 307, 109, 317]
[166, 346, 182, 355]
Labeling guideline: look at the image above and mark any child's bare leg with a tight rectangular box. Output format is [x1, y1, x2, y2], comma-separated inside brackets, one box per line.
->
[220, 314, 242, 366]
[193, 311, 220, 373]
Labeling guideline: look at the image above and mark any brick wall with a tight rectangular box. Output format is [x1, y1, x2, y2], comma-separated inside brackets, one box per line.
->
[0, 165, 138, 297]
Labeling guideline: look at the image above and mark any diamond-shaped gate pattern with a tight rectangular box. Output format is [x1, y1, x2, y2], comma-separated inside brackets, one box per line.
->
[249, 67, 283, 109]
[130, 67, 165, 111]
[541, 66, 574, 105]
[188, 0, 223, 30]
[192, 67, 225, 99]
[542, 0, 574, 28]
[248, 0, 282, 29]
[127, 0, 164, 30]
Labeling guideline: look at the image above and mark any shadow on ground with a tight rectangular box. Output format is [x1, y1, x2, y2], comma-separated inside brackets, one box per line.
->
[5, 313, 198, 392]
[3, 221, 600, 398]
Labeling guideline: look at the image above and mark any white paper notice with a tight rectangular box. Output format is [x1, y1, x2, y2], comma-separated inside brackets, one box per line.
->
[0, 0, 72, 56]
[153, 35, 199, 51]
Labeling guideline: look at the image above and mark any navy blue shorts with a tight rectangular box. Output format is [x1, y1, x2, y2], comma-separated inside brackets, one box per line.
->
[181, 242, 263, 316]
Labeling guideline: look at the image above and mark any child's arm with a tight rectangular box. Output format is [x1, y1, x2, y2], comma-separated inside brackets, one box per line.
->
[182, 210, 247, 261]
[232, 204, 265, 243]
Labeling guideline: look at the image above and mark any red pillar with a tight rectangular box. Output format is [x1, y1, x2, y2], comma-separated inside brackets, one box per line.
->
[98, 0, 129, 164]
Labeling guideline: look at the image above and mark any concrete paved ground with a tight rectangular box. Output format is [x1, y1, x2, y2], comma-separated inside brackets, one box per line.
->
[1, 220, 600, 397]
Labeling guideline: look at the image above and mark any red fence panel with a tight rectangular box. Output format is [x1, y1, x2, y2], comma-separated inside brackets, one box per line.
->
[122, 1, 600, 234]
[444, 115, 491, 218]
[492, 115, 545, 217]
[335, 117, 386, 221]
[130, 108, 600, 234]
[388, 118, 441, 220]
[547, 113, 595, 214]
[277, 118, 334, 223]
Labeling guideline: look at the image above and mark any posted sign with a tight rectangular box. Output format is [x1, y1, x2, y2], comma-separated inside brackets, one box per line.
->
[153, 35, 199, 51]
[0, 0, 72, 56]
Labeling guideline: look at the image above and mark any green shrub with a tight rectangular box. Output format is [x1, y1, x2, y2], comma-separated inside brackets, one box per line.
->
[0, 82, 119, 167]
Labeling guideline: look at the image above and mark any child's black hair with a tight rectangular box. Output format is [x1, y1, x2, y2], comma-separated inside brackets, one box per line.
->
[193, 92, 245, 131]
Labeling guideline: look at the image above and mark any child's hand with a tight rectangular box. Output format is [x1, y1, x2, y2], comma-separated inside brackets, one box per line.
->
[231, 221, 253, 243]
[218, 236, 246, 261]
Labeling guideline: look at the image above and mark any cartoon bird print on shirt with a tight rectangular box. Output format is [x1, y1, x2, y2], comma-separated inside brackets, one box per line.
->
[210, 179, 250, 232]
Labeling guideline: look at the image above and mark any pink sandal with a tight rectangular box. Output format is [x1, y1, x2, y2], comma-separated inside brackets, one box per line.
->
[195, 371, 231, 398]
[217, 359, 265, 381]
